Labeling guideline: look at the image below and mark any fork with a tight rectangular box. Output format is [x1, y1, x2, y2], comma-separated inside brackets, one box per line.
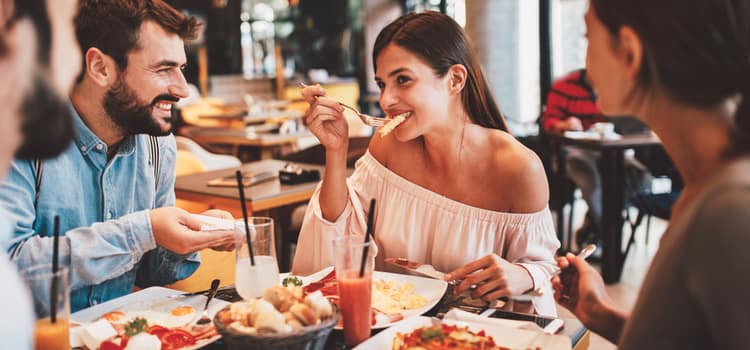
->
[193, 278, 220, 326]
[299, 83, 385, 127]
[338, 102, 386, 127]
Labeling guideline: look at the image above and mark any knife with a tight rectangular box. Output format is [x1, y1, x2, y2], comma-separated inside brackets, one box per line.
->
[384, 244, 598, 301]
[385, 258, 538, 301]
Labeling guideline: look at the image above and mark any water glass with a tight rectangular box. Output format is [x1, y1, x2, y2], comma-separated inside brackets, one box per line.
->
[234, 217, 280, 300]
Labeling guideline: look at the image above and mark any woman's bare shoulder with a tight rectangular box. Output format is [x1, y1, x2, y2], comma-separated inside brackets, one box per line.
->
[485, 130, 549, 213]
[368, 131, 390, 164]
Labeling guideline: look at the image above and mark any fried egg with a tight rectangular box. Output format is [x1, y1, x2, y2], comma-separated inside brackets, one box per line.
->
[102, 301, 197, 328]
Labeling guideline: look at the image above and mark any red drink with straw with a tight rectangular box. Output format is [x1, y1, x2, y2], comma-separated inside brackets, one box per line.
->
[334, 198, 376, 346]
[337, 268, 372, 345]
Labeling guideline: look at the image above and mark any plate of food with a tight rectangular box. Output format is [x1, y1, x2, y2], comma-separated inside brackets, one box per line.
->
[284, 267, 447, 329]
[354, 313, 571, 350]
[70, 286, 229, 350]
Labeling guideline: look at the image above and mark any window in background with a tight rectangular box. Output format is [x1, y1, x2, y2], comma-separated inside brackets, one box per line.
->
[465, 0, 539, 136]
[241, 0, 295, 77]
[403, 0, 465, 27]
[550, 0, 587, 79]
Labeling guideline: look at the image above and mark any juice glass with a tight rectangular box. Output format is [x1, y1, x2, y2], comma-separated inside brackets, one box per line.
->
[22, 265, 70, 350]
[235, 217, 280, 300]
[333, 236, 374, 346]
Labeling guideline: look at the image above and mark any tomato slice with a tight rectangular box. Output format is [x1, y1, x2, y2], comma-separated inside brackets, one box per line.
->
[148, 325, 169, 339]
[100, 340, 124, 350]
[160, 329, 196, 350]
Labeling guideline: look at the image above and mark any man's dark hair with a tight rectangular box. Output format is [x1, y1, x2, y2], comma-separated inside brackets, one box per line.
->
[373, 11, 508, 132]
[590, 0, 750, 155]
[75, 0, 199, 78]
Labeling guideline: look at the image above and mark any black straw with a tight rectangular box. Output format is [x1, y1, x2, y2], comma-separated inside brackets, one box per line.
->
[359, 199, 375, 277]
[50, 215, 60, 323]
[235, 171, 255, 266]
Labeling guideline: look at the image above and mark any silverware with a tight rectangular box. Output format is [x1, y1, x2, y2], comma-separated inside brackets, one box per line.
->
[299, 83, 386, 127]
[338, 102, 386, 127]
[384, 258, 535, 300]
[193, 279, 220, 326]
[384, 244, 598, 300]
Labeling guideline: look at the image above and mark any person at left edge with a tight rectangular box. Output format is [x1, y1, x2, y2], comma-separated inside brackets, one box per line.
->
[0, 0, 237, 313]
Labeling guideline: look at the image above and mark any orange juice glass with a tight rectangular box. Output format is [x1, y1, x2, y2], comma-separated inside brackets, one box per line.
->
[22, 265, 70, 350]
[34, 317, 70, 350]
[333, 236, 374, 346]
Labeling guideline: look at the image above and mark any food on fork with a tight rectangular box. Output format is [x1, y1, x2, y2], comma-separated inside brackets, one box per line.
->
[379, 112, 409, 137]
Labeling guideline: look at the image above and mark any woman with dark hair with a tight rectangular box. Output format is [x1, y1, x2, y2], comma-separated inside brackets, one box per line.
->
[293, 11, 560, 316]
[553, 0, 750, 348]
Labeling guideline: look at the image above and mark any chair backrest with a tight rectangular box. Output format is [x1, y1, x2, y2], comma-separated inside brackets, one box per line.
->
[175, 136, 242, 171]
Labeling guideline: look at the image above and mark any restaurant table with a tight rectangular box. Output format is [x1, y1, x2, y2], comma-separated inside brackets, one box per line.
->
[175, 159, 346, 271]
[199, 109, 304, 125]
[175, 159, 324, 213]
[545, 131, 662, 283]
[184, 126, 312, 160]
[199, 286, 590, 350]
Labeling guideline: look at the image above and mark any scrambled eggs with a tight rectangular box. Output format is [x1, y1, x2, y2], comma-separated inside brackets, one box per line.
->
[372, 279, 428, 315]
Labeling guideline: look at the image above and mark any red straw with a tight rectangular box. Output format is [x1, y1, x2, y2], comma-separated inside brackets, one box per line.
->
[235, 170, 255, 266]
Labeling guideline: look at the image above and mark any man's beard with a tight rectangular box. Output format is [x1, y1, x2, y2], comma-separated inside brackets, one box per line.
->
[103, 77, 178, 137]
[15, 74, 74, 159]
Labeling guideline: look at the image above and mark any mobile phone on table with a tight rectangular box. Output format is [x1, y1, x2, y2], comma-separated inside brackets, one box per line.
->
[483, 309, 564, 334]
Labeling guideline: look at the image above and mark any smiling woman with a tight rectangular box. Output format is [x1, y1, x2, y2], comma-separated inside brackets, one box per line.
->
[293, 11, 560, 317]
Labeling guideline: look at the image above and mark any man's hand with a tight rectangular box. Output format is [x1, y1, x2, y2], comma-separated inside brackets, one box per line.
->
[199, 209, 238, 251]
[149, 207, 238, 255]
[554, 116, 584, 132]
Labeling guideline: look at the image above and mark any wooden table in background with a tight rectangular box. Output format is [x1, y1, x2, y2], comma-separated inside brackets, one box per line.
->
[184, 127, 312, 161]
[546, 131, 662, 284]
[175, 159, 323, 214]
[175, 159, 331, 271]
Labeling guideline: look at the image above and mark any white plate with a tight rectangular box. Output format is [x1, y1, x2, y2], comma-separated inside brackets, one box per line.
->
[283, 267, 447, 330]
[564, 130, 622, 141]
[354, 314, 571, 350]
[71, 286, 229, 350]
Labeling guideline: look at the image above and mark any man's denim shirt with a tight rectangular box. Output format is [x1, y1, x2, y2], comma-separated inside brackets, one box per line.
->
[0, 105, 199, 312]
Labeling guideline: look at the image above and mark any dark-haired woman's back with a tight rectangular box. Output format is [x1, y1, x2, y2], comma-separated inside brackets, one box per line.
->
[620, 156, 750, 349]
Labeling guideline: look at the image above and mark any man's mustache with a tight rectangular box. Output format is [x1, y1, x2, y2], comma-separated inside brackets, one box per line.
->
[151, 94, 179, 106]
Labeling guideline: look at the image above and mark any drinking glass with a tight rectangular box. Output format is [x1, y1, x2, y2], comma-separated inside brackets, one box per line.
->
[333, 236, 374, 346]
[234, 217, 280, 300]
[22, 264, 70, 350]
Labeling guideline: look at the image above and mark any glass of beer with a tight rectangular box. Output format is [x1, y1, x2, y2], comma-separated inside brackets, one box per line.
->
[22, 264, 70, 350]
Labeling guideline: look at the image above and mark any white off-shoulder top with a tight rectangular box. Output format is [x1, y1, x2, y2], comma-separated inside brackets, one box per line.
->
[292, 151, 560, 315]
